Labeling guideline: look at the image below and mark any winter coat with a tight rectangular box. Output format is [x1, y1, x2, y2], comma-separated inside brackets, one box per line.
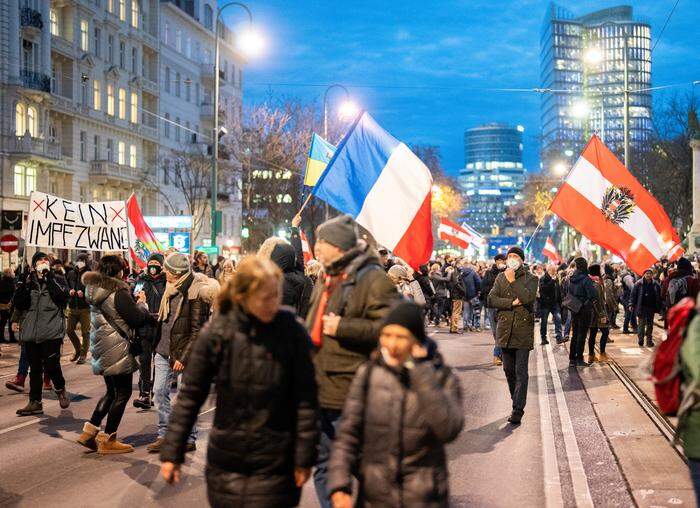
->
[480, 265, 502, 306]
[630, 278, 662, 316]
[306, 242, 398, 410]
[193, 262, 215, 278]
[621, 272, 636, 306]
[487, 266, 538, 350]
[327, 341, 463, 507]
[537, 273, 561, 309]
[567, 270, 598, 309]
[83, 272, 152, 376]
[430, 272, 450, 299]
[589, 277, 609, 329]
[448, 267, 466, 300]
[603, 276, 618, 314]
[415, 271, 435, 299]
[160, 307, 319, 508]
[12, 271, 68, 343]
[460, 268, 481, 301]
[136, 271, 166, 343]
[680, 313, 700, 459]
[66, 267, 90, 309]
[0, 274, 15, 306]
[155, 272, 220, 368]
[260, 237, 314, 317]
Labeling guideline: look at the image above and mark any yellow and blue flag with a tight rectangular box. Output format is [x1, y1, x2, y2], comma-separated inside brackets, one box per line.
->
[304, 133, 336, 187]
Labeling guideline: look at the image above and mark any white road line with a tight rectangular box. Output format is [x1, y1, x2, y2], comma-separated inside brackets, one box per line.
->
[0, 417, 41, 435]
[537, 345, 564, 508]
[544, 345, 594, 508]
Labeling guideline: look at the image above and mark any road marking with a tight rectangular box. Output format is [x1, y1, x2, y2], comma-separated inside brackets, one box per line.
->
[544, 345, 594, 508]
[537, 345, 564, 508]
[0, 417, 41, 435]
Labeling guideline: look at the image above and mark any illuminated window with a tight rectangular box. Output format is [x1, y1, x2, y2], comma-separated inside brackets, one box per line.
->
[129, 144, 136, 167]
[14, 165, 36, 196]
[130, 92, 138, 123]
[131, 0, 138, 28]
[119, 0, 125, 21]
[27, 106, 37, 137]
[80, 20, 89, 51]
[118, 141, 125, 165]
[50, 9, 58, 36]
[107, 84, 115, 115]
[93, 80, 101, 110]
[118, 88, 126, 119]
[15, 103, 25, 135]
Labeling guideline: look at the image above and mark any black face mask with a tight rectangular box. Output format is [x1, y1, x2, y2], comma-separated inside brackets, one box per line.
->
[149, 266, 162, 276]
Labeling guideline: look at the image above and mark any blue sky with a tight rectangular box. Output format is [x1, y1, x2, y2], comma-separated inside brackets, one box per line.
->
[230, 0, 700, 176]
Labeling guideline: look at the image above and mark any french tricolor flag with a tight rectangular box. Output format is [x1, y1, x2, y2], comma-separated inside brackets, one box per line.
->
[312, 112, 433, 269]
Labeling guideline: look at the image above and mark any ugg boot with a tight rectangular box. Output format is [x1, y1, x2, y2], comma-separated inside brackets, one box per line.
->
[77, 422, 100, 451]
[5, 374, 26, 392]
[96, 432, 134, 455]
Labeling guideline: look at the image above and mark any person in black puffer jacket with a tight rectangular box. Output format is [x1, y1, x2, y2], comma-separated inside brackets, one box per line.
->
[258, 236, 313, 317]
[160, 256, 319, 508]
[328, 302, 463, 508]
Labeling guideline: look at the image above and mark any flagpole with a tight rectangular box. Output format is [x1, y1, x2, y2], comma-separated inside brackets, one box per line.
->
[524, 219, 545, 253]
[296, 193, 314, 216]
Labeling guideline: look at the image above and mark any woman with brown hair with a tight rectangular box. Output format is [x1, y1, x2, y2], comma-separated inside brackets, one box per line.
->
[159, 256, 319, 507]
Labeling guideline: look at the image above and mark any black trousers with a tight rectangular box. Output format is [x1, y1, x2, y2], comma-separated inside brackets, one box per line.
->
[570, 305, 593, 362]
[90, 373, 133, 434]
[25, 339, 65, 402]
[138, 340, 153, 397]
[0, 309, 15, 341]
[501, 348, 530, 414]
[588, 327, 610, 356]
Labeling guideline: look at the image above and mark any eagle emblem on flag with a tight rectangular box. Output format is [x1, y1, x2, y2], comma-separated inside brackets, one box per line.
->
[600, 186, 635, 225]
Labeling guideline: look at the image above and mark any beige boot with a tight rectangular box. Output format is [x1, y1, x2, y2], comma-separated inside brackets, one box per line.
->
[96, 431, 134, 455]
[77, 422, 100, 451]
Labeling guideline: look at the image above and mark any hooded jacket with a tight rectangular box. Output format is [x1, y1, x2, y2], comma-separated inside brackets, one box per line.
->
[83, 272, 152, 376]
[328, 340, 463, 507]
[259, 237, 313, 317]
[12, 270, 68, 343]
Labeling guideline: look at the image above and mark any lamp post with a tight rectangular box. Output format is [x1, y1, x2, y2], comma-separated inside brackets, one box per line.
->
[211, 2, 255, 248]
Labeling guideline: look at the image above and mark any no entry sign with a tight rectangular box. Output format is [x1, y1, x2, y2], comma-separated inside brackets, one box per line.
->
[0, 234, 19, 253]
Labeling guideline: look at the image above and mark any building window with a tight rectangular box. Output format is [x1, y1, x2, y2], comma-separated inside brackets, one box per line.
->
[119, 0, 125, 21]
[80, 131, 87, 161]
[107, 84, 115, 115]
[108, 35, 114, 63]
[15, 103, 25, 135]
[131, 0, 138, 28]
[118, 141, 125, 165]
[175, 29, 181, 51]
[119, 41, 125, 68]
[204, 5, 213, 30]
[185, 79, 191, 102]
[175, 72, 181, 97]
[118, 88, 126, 119]
[93, 80, 101, 110]
[164, 22, 170, 45]
[14, 165, 36, 197]
[175, 117, 181, 141]
[93, 135, 100, 160]
[195, 83, 200, 104]
[50, 8, 58, 36]
[164, 113, 170, 138]
[106, 139, 114, 161]
[94, 27, 101, 57]
[131, 47, 137, 74]
[27, 106, 37, 137]
[185, 36, 191, 58]
[164, 67, 170, 92]
[130, 92, 138, 123]
[129, 144, 136, 167]
[80, 20, 89, 51]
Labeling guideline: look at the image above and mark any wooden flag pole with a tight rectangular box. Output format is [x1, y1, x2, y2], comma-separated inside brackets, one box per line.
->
[297, 193, 314, 217]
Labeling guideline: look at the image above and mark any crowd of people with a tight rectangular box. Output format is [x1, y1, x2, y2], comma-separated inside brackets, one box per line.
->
[4, 213, 700, 506]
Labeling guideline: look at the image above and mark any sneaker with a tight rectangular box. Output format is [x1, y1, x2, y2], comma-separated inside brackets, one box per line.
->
[586, 355, 596, 364]
[56, 389, 70, 409]
[638, 340, 644, 347]
[576, 360, 591, 368]
[133, 396, 151, 410]
[607, 338, 615, 344]
[16, 400, 43, 416]
[146, 437, 164, 453]
[185, 442, 197, 453]
[646, 340, 654, 348]
[5, 374, 26, 392]
[622, 329, 632, 334]
[556, 338, 570, 344]
[541, 339, 550, 345]
[507, 411, 523, 425]
[569, 360, 577, 367]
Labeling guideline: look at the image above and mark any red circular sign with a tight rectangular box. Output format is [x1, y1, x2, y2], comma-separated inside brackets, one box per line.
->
[0, 234, 19, 253]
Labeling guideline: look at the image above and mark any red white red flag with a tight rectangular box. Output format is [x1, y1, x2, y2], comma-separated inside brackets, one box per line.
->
[438, 218, 471, 249]
[549, 135, 683, 275]
[542, 236, 562, 264]
[300, 230, 314, 264]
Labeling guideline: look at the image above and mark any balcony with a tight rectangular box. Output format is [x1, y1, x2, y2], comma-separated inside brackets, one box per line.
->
[51, 35, 74, 57]
[51, 93, 76, 114]
[141, 77, 159, 96]
[200, 102, 214, 119]
[21, 69, 50, 93]
[2, 135, 61, 160]
[90, 160, 142, 183]
[20, 7, 43, 30]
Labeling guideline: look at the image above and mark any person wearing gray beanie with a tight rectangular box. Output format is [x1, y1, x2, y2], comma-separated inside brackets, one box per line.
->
[316, 214, 358, 253]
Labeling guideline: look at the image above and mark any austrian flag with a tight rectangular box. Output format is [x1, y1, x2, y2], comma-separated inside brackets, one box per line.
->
[300, 230, 314, 263]
[438, 218, 471, 249]
[542, 236, 562, 264]
[549, 135, 683, 275]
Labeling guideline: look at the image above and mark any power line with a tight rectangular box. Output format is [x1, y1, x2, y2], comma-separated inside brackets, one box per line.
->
[651, 0, 682, 54]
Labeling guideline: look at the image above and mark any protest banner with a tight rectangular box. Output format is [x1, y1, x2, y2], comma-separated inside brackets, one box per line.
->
[22, 191, 130, 251]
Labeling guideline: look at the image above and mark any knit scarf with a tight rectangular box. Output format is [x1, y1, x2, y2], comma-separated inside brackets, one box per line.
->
[158, 271, 191, 322]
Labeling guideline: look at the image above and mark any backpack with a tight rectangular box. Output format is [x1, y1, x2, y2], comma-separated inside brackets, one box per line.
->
[652, 297, 695, 416]
[668, 276, 690, 307]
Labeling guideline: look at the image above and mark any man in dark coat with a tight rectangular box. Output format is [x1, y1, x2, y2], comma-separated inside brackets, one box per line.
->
[259, 237, 313, 318]
[66, 253, 91, 363]
[481, 254, 506, 365]
[631, 269, 662, 347]
[538, 264, 563, 345]
[487, 247, 538, 424]
[305, 214, 398, 508]
[567, 257, 599, 367]
[0, 268, 16, 343]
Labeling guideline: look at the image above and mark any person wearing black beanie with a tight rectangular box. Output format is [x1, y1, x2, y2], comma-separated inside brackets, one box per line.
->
[566, 257, 599, 367]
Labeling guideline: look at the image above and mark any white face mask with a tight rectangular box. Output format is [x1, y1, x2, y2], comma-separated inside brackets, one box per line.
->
[76, 261, 85, 269]
[36, 262, 50, 274]
[506, 258, 521, 270]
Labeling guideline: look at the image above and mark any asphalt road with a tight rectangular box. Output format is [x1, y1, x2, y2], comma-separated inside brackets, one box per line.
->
[0, 325, 690, 507]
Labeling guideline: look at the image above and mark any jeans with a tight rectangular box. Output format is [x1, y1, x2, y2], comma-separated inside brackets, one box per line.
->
[138, 339, 153, 398]
[153, 353, 198, 442]
[0, 309, 15, 341]
[18, 343, 29, 377]
[690, 459, 700, 507]
[450, 300, 463, 332]
[433, 296, 447, 324]
[89, 373, 133, 434]
[487, 309, 501, 358]
[25, 339, 65, 402]
[462, 299, 474, 329]
[570, 305, 593, 362]
[471, 300, 482, 329]
[66, 307, 91, 358]
[540, 306, 563, 342]
[564, 310, 572, 339]
[623, 306, 638, 331]
[313, 408, 343, 508]
[637, 312, 655, 344]
[588, 327, 610, 355]
[501, 348, 530, 414]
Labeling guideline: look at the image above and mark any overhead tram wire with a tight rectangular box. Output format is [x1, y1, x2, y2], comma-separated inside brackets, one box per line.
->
[651, 0, 682, 55]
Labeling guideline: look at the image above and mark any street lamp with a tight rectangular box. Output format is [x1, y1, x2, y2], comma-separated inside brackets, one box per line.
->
[553, 162, 568, 176]
[211, 2, 263, 248]
[583, 46, 603, 65]
[571, 100, 590, 119]
[323, 83, 356, 141]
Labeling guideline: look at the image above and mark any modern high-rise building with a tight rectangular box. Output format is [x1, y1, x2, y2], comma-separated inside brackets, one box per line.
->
[458, 123, 526, 234]
[540, 3, 652, 170]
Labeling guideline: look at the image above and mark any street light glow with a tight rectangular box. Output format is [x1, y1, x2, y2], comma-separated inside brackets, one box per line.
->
[553, 162, 568, 175]
[571, 100, 590, 119]
[564, 149, 574, 157]
[237, 27, 265, 58]
[583, 47, 604, 65]
[338, 100, 359, 120]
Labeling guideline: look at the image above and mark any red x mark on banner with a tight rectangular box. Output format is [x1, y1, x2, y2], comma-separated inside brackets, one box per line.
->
[32, 199, 45, 212]
[110, 206, 125, 223]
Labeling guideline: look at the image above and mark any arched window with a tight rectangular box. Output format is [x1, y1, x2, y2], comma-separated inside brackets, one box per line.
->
[15, 103, 26, 135]
[27, 106, 38, 137]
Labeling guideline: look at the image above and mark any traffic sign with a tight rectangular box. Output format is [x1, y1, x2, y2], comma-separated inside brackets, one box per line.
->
[0, 234, 19, 253]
